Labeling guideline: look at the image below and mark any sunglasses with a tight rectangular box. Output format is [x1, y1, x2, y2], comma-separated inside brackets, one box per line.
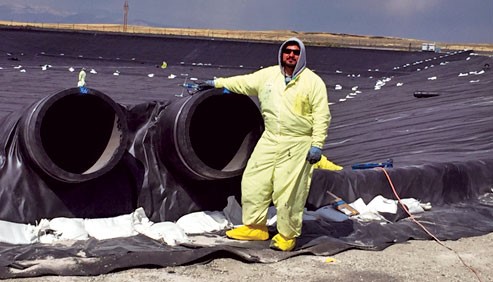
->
[282, 48, 301, 56]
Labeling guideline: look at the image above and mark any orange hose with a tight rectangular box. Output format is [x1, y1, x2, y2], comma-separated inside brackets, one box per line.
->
[378, 167, 482, 282]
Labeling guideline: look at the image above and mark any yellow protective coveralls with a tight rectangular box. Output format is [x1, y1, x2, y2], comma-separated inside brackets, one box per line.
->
[215, 38, 331, 243]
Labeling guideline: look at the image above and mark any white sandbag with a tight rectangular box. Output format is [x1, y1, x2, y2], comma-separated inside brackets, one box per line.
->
[84, 213, 137, 240]
[0, 220, 37, 244]
[143, 222, 190, 246]
[176, 211, 230, 234]
[367, 195, 398, 214]
[400, 198, 425, 214]
[49, 217, 89, 240]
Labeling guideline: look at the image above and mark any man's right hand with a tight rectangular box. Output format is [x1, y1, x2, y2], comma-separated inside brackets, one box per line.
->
[196, 80, 215, 91]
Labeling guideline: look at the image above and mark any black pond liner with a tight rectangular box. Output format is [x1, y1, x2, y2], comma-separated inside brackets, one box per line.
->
[1, 27, 493, 278]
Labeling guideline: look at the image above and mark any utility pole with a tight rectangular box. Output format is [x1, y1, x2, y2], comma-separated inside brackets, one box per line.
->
[123, 0, 129, 32]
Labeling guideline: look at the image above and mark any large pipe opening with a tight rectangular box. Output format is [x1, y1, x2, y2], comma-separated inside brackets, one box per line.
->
[158, 89, 264, 181]
[19, 88, 128, 182]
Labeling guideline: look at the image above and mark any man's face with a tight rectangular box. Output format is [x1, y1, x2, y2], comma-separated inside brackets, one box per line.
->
[282, 44, 300, 69]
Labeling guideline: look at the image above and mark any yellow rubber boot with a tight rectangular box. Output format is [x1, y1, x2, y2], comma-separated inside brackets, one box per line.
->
[225, 225, 269, 241]
[270, 233, 296, 251]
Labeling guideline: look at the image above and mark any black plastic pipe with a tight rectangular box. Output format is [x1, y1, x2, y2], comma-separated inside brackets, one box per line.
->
[18, 88, 128, 183]
[158, 89, 264, 181]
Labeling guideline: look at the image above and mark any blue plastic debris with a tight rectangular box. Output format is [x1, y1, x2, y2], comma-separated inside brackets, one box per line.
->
[352, 159, 393, 170]
[79, 86, 89, 94]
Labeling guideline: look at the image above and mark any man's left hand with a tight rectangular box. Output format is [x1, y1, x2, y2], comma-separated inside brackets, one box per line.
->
[306, 146, 322, 164]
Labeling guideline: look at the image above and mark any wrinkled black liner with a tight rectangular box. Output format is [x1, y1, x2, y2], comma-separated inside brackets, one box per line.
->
[1, 28, 493, 278]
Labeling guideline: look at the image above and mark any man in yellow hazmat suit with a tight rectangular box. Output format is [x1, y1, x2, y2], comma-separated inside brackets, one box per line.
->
[203, 38, 331, 251]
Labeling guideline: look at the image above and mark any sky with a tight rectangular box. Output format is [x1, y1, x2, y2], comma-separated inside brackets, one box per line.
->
[0, 0, 491, 44]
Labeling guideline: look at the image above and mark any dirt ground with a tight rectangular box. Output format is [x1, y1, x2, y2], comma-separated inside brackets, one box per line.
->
[5, 232, 491, 282]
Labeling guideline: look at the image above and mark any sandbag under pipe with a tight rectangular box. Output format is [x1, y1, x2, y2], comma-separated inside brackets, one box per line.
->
[157, 89, 264, 181]
[18, 87, 129, 183]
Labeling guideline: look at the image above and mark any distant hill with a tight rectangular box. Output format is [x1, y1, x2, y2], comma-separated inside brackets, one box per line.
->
[1, 20, 492, 55]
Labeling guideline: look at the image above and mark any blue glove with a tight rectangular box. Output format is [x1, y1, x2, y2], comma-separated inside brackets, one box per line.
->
[306, 146, 322, 164]
[196, 80, 215, 91]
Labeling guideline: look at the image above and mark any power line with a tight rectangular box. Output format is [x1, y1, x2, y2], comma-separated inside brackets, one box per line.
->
[123, 0, 129, 32]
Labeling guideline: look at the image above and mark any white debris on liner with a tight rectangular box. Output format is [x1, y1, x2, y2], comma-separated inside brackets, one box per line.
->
[189, 77, 198, 81]
[427, 76, 437, 80]
[49, 217, 89, 241]
[68, 67, 75, 72]
[335, 70, 342, 73]
[351, 86, 358, 91]
[339, 98, 347, 102]
[334, 84, 342, 90]
[470, 80, 480, 83]
[375, 77, 391, 90]
[470, 70, 485, 75]
[396, 82, 404, 87]
[0, 208, 191, 246]
[14, 65, 22, 69]
[20, 69, 26, 73]
[348, 195, 431, 222]
[0, 220, 38, 244]
[113, 70, 120, 76]
[83, 213, 138, 240]
[138, 221, 189, 246]
[350, 198, 386, 221]
[132, 209, 189, 246]
[458, 73, 469, 77]
[147, 73, 154, 78]
[168, 74, 177, 79]
[90, 69, 97, 74]
[176, 211, 231, 235]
